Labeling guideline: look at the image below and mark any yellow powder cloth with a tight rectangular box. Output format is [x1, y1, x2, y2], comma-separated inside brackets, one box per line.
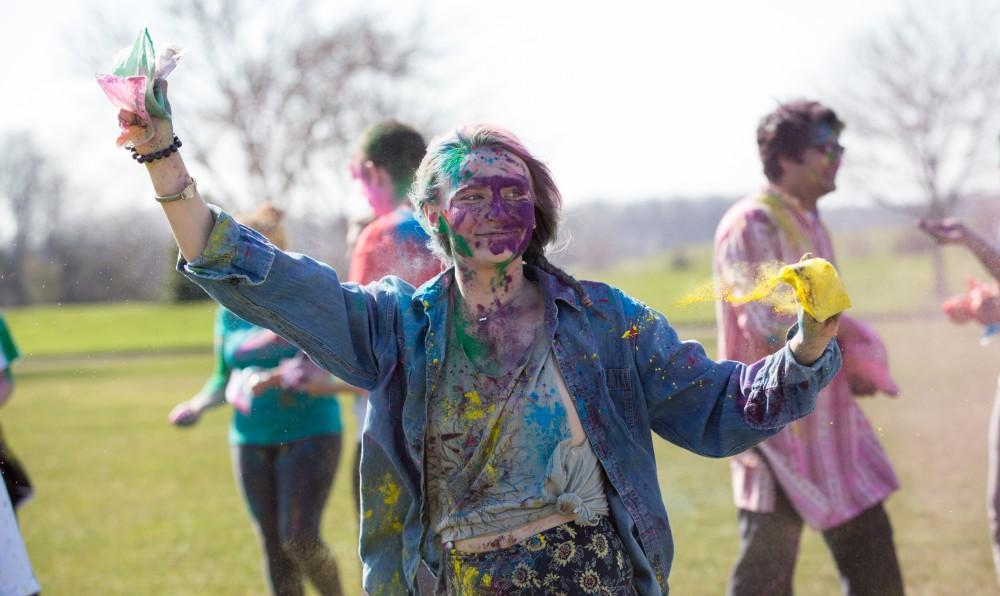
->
[775, 257, 852, 322]
[677, 256, 851, 321]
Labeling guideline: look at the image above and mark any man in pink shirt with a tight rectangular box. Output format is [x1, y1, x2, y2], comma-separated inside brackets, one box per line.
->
[345, 121, 442, 514]
[715, 100, 904, 595]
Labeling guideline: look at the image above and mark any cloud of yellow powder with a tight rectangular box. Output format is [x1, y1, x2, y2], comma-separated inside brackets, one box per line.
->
[677, 257, 851, 322]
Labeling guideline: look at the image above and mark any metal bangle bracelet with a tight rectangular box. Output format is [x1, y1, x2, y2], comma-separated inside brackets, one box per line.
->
[155, 177, 197, 203]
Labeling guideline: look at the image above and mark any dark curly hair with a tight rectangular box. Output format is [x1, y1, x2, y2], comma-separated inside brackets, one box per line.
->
[758, 100, 844, 183]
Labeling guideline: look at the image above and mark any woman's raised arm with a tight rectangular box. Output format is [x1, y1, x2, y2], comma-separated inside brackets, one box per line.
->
[114, 84, 390, 390]
[118, 82, 212, 262]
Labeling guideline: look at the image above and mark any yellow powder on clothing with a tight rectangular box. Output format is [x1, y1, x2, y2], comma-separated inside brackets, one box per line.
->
[377, 473, 401, 506]
[451, 555, 492, 592]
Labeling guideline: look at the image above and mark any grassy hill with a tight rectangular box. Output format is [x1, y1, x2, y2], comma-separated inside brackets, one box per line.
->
[4, 225, 998, 594]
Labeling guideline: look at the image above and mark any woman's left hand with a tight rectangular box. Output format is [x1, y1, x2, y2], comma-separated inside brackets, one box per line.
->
[250, 371, 282, 396]
[918, 217, 970, 246]
[789, 309, 840, 365]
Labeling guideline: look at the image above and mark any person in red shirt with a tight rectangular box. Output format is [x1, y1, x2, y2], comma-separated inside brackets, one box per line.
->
[345, 121, 442, 512]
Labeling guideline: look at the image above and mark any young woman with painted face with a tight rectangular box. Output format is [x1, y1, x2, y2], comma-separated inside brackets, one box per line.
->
[118, 91, 841, 594]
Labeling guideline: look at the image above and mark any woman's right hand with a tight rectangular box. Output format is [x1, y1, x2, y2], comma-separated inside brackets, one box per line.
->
[118, 81, 175, 153]
[918, 218, 970, 246]
[120, 110, 174, 154]
[249, 370, 282, 397]
[168, 399, 202, 427]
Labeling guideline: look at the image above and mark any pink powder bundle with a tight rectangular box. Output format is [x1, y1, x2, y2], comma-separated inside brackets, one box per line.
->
[95, 28, 185, 147]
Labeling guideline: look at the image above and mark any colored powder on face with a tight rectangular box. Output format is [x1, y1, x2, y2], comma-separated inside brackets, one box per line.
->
[444, 177, 534, 260]
[490, 197, 534, 257]
[441, 144, 472, 187]
[438, 216, 474, 258]
[677, 257, 851, 322]
[461, 175, 534, 256]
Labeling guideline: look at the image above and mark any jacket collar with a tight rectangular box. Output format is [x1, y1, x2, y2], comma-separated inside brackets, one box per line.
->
[411, 262, 584, 316]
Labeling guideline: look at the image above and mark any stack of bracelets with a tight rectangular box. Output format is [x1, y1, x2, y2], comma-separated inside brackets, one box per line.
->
[129, 135, 182, 164]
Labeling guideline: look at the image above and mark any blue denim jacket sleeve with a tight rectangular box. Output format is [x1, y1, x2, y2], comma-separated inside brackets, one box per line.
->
[177, 206, 386, 391]
[625, 296, 841, 457]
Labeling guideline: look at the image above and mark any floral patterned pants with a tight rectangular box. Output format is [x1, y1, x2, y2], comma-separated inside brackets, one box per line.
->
[444, 517, 636, 595]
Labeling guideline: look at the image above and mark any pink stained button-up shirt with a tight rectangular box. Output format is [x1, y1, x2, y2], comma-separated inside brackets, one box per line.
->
[713, 186, 899, 530]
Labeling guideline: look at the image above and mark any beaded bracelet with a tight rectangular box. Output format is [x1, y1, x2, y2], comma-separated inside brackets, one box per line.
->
[129, 136, 182, 164]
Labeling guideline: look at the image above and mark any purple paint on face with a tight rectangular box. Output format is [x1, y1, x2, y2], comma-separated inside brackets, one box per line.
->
[442, 148, 536, 262]
[465, 175, 533, 256]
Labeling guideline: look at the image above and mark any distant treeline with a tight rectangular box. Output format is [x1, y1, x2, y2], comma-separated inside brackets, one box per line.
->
[555, 195, 929, 271]
[0, 211, 352, 307]
[2, 196, 996, 307]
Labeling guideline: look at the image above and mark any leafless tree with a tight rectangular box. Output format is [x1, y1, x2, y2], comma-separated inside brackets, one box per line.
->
[0, 132, 65, 306]
[833, 0, 1000, 296]
[159, 0, 427, 212]
[76, 1, 430, 213]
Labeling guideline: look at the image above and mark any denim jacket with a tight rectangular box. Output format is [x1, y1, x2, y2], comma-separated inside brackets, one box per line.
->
[181, 208, 841, 595]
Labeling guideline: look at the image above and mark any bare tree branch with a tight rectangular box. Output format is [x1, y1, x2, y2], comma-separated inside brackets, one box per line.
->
[829, 0, 1000, 294]
[0, 132, 66, 305]
[143, 0, 431, 211]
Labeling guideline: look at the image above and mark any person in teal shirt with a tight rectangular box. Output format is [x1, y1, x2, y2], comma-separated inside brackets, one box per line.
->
[168, 204, 347, 596]
[0, 311, 33, 511]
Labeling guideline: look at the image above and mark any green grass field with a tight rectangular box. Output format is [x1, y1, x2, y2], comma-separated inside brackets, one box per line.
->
[5, 302, 216, 356]
[4, 231, 1000, 594]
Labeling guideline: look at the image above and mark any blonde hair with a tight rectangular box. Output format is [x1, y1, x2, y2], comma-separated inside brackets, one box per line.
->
[237, 203, 288, 250]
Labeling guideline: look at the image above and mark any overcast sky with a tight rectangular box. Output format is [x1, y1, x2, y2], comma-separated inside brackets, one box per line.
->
[0, 0, 908, 223]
